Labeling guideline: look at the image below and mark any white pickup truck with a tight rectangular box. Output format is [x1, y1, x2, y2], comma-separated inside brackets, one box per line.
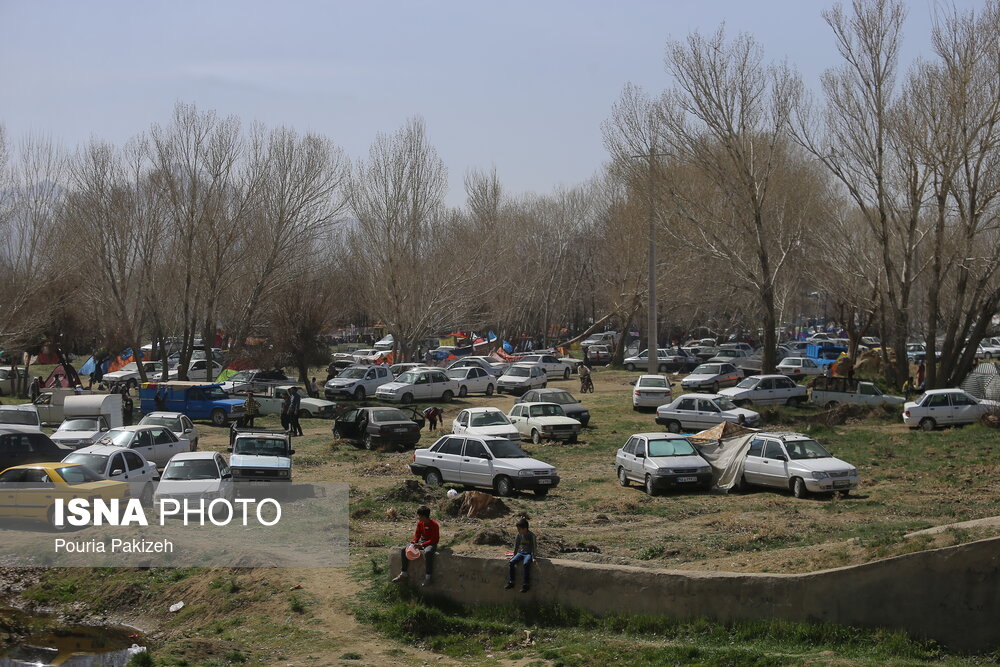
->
[809, 378, 905, 408]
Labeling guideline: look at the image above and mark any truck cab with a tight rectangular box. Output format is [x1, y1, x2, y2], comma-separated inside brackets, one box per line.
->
[227, 428, 294, 484]
[50, 394, 124, 450]
[31, 388, 93, 426]
[139, 381, 246, 427]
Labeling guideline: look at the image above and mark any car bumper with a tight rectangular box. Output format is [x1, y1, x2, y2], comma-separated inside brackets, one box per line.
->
[325, 388, 358, 399]
[805, 477, 859, 493]
[512, 475, 560, 490]
[650, 472, 713, 490]
[681, 381, 714, 390]
[374, 392, 402, 402]
[498, 384, 529, 394]
[373, 432, 422, 447]
[633, 395, 670, 408]
[409, 463, 431, 476]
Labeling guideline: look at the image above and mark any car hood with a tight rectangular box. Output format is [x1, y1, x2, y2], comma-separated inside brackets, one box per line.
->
[527, 416, 580, 426]
[786, 457, 855, 473]
[682, 373, 720, 382]
[327, 378, 360, 387]
[723, 408, 760, 420]
[647, 454, 708, 468]
[52, 430, 101, 441]
[230, 454, 291, 469]
[494, 457, 554, 472]
[155, 479, 223, 494]
[376, 382, 410, 392]
[466, 425, 519, 438]
[718, 388, 750, 399]
[499, 375, 531, 383]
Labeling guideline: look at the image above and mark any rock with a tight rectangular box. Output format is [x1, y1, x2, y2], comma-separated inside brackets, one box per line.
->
[169, 601, 184, 613]
[379, 480, 436, 503]
[442, 491, 511, 519]
[472, 526, 510, 546]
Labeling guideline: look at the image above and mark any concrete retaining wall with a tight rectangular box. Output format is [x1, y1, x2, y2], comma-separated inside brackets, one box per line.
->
[389, 536, 1000, 652]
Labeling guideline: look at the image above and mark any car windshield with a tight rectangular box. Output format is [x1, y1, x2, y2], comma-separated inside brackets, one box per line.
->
[371, 409, 408, 422]
[56, 465, 104, 485]
[485, 439, 528, 458]
[62, 453, 109, 471]
[58, 418, 101, 432]
[647, 438, 697, 457]
[638, 377, 668, 388]
[0, 410, 37, 425]
[714, 397, 738, 411]
[542, 391, 575, 405]
[508, 367, 530, 377]
[198, 387, 228, 400]
[529, 404, 565, 417]
[162, 459, 221, 480]
[692, 365, 720, 375]
[234, 438, 289, 456]
[470, 412, 510, 427]
[395, 372, 419, 384]
[101, 429, 134, 447]
[339, 368, 367, 379]
[735, 377, 758, 389]
[140, 416, 182, 430]
[784, 439, 832, 460]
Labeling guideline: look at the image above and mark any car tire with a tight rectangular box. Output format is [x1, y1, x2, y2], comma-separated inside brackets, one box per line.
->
[299, 409, 312, 418]
[211, 409, 227, 427]
[486, 384, 494, 396]
[659, 364, 668, 373]
[401, 393, 413, 404]
[459, 385, 468, 398]
[364, 434, 375, 450]
[920, 417, 936, 432]
[531, 429, 542, 445]
[442, 390, 454, 402]
[495, 475, 513, 497]
[645, 475, 658, 496]
[825, 401, 838, 409]
[534, 488, 549, 497]
[140, 483, 153, 507]
[332, 427, 343, 439]
[47, 506, 67, 532]
[784, 397, 797, 407]
[625, 363, 635, 372]
[666, 420, 681, 434]
[618, 466, 629, 487]
[563, 368, 570, 380]
[734, 474, 748, 493]
[792, 477, 808, 499]
[712, 382, 720, 393]
[354, 387, 366, 401]
[542, 382, 548, 389]
[424, 469, 442, 486]
[569, 435, 578, 443]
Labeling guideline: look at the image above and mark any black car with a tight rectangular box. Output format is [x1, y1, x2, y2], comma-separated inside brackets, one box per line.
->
[0, 429, 71, 471]
[515, 388, 590, 426]
[332, 407, 423, 450]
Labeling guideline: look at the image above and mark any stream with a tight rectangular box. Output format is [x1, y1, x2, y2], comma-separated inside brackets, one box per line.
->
[0, 607, 145, 666]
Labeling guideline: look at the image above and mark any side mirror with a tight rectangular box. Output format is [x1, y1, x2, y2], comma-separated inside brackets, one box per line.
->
[100, 427, 108, 432]
[222, 472, 233, 479]
[635, 452, 645, 459]
[775, 455, 787, 462]
[289, 449, 296, 455]
[227, 447, 233, 453]
[111, 469, 123, 476]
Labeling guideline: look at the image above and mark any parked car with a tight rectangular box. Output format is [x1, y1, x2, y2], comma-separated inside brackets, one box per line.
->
[581, 331, 619, 349]
[451, 407, 520, 440]
[680, 363, 743, 393]
[220, 369, 295, 395]
[390, 363, 429, 377]
[516, 388, 590, 426]
[516, 354, 572, 380]
[496, 364, 547, 395]
[374, 368, 460, 403]
[0, 366, 28, 396]
[446, 357, 506, 377]
[719, 374, 808, 406]
[139, 412, 201, 450]
[809, 378, 904, 409]
[409, 434, 559, 497]
[0, 405, 42, 433]
[707, 348, 752, 364]
[623, 349, 673, 372]
[325, 365, 394, 400]
[228, 428, 294, 483]
[351, 348, 380, 361]
[102, 361, 167, 389]
[168, 360, 224, 382]
[250, 385, 336, 419]
[737, 432, 859, 498]
[165, 348, 223, 369]
[719, 342, 755, 354]
[587, 345, 612, 365]
[48, 395, 123, 450]
[902, 388, 1000, 431]
[29, 388, 93, 426]
[331, 406, 423, 450]
[615, 433, 713, 495]
[655, 394, 761, 433]
[446, 366, 496, 397]
[0, 462, 129, 529]
[154, 451, 233, 509]
[373, 334, 395, 351]
[776, 357, 824, 377]
[138, 382, 246, 427]
[631, 374, 673, 410]
[62, 444, 159, 504]
[0, 430, 71, 471]
[50, 416, 115, 451]
[507, 402, 581, 444]
[97, 425, 190, 468]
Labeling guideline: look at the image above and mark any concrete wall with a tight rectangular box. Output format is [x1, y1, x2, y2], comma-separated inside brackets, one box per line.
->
[389, 536, 1000, 652]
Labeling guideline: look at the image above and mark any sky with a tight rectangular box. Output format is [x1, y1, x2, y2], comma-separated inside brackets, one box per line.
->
[0, 0, 987, 206]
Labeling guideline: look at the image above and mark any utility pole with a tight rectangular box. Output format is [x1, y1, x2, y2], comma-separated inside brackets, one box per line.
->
[646, 145, 658, 375]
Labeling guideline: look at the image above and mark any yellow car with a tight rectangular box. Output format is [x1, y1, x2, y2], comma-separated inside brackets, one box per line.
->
[0, 462, 129, 529]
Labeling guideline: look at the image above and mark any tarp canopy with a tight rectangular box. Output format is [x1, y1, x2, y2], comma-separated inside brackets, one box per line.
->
[216, 368, 238, 383]
[689, 423, 758, 490]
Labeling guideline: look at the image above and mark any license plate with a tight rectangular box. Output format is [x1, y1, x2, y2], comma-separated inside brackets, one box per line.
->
[833, 480, 850, 488]
[538, 479, 552, 485]
[395, 427, 409, 432]
[677, 476, 697, 483]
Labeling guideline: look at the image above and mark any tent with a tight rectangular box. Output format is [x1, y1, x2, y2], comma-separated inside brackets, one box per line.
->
[44, 363, 80, 388]
[689, 422, 759, 490]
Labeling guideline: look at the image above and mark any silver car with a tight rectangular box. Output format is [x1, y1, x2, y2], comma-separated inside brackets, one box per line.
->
[615, 433, 713, 495]
[680, 363, 743, 392]
[737, 432, 859, 498]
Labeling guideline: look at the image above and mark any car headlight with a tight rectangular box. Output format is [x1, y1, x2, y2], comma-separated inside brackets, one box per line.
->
[518, 470, 533, 477]
[541, 426, 553, 432]
[848, 468, 858, 476]
[697, 466, 712, 474]
[812, 471, 830, 480]
[580, 411, 590, 417]
[277, 470, 289, 477]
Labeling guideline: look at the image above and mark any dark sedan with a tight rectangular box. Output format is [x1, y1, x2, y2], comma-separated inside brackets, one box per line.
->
[0, 429, 71, 471]
[331, 407, 422, 450]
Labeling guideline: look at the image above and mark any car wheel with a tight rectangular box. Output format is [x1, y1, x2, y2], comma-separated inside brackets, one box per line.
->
[784, 397, 797, 407]
[354, 387, 366, 401]
[825, 401, 838, 409]
[563, 368, 571, 380]
[442, 390, 454, 402]
[625, 363, 635, 372]
[485, 384, 494, 396]
[542, 382, 548, 389]
[792, 477, 808, 499]
[364, 434, 375, 450]
[458, 385, 468, 398]
[734, 474, 748, 493]
[712, 381, 720, 393]
[401, 393, 413, 404]
[569, 435, 578, 443]
[140, 483, 153, 507]
[332, 427, 343, 439]
[211, 409, 227, 427]
[920, 417, 936, 432]
[659, 364, 668, 373]
[531, 429, 542, 445]
[424, 469, 442, 487]
[645, 475, 658, 496]
[495, 475, 513, 497]
[534, 488, 549, 497]
[618, 466, 630, 487]
[666, 420, 681, 434]
[299, 409, 312, 418]
[47, 506, 67, 532]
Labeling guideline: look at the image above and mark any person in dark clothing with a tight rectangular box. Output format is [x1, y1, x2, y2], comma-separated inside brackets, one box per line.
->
[154, 385, 166, 411]
[422, 406, 443, 430]
[28, 377, 41, 402]
[288, 386, 304, 436]
[505, 517, 536, 593]
[121, 388, 134, 426]
[280, 391, 292, 433]
[243, 391, 261, 428]
[392, 505, 439, 586]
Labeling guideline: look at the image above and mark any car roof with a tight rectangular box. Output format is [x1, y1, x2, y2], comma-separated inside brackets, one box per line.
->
[637, 374, 669, 380]
[0, 405, 35, 411]
[631, 432, 689, 439]
[463, 407, 504, 413]
[169, 451, 220, 460]
[70, 444, 145, 457]
[923, 388, 963, 395]
[518, 402, 561, 407]
[7, 462, 78, 470]
[142, 412, 186, 418]
[527, 388, 569, 393]
[676, 393, 723, 400]
[755, 431, 813, 441]
[115, 425, 159, 432]
[745, 374, 793, 380]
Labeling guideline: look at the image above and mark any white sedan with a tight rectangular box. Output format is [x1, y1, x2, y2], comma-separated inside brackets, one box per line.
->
[719, 374, 808, 406]
[507, 402, 581, 444]
[139, 411, 201, 451]
[98, 425, 190, 468]
[516, 354, 572, 380]
[776, 357, 825, 378]
[62, 444, 159, 505]
[903, 388, 1000, 431]
[445, 367, 496, 397]
[632, 375, 673, 409]
[451, 407, 520, 440]
[374, 368, 460, 403]
[496, 364, 547, 395]
[655, 394, 761, 433]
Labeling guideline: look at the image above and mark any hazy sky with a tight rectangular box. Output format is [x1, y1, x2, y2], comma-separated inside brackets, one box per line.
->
[0, 0, 985, 206]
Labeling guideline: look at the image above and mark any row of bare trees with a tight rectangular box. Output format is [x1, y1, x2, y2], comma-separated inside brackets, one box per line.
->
[1, 0, 998, 392]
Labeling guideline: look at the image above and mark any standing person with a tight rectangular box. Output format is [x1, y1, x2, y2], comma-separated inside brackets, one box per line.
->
[826, 363, 835, 378]
[288, 386, 304, 436]
[392, 505, 439, 586]
[280, 390, 292, 433]
[28, 376, 40, 402]
[902, 377, 914, 400]
[916, 361, 926, 390]
[243, 391, 261, 428]
[308, 377, 320, 399]
[505, 517, 536, 593]
[121, 387, 134, 426]
[154, 384, 166, 411]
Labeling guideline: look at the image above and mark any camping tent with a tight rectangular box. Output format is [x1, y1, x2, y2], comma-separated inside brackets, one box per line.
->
[688, 422, 759, 490]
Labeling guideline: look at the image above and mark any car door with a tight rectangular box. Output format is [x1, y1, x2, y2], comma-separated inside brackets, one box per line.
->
[616, 436, 636, 479]
[149, 427, 180, 466]
[180, 416, 198, 447]
[15, 468, 56, 520]
[532, 367, 545, 388]
[122, 450, 154, 492]
[773, 377, 798, 404]
[459, 438, 493, 487]
[0, 468, 23, 518]
[413, 372, 432, 400]
[674, 397, 698, 429]
[758, 439, 790, 488]
[753, 377, 775, 404]
[742, 438, 766, 484]
[696, 398, 722, 429]
[922, 393, 953, 424]
[33, 393, 54, 424]
[129, 429, 159, 467]
[507, 405, 527, 438]
[454, 410, 470, 434]
[337, 409, 360, 439]
[217, 455, 233, 500]
[950, 392, 981, 424]
[428, 436, 464, 481]
[630, 437, 649, 480]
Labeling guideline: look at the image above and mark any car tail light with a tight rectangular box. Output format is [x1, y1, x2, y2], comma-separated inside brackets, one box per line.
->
[412, 452, 416, 462]
[904, 410, 910, 417]
[633, 390, 640, 396]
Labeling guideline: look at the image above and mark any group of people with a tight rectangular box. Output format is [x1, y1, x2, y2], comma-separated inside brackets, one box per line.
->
[903, 361, 928, 399]
[239, 387, 304, 436]
[391, 506, 536, 593]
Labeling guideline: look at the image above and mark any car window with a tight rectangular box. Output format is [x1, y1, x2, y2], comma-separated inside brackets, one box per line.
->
[758, 378, 774, 390]
[952, 393, 977, 406]
[633, 439, 646, 457]
[23, 468, 54, 486]
[698, 399, 719, 412]
[124, 451, 145, 471]
[623, 437, 637, 455]
[137, 430, 154, 448]
[152, 428, 175, 444]
[804, 360, 817, 368]
[0, 469, 25, 484]
[747, 439, 764, 457]
[776, 378, 794, 389]
[926, 394, 951, 407]
[378, 368, 388, 378]
[464, 440, 488, 458]
[763, 441, 785, 459]
[677, 398, 697, 411]
[109, 452, 126, 474]
[438, 437, 464, 455]
[218, 457, 230, 476]
[523, 391, 537, 402]
[457, 412, 469, 426]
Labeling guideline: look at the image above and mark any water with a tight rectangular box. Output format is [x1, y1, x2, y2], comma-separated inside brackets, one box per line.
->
[0, 608, 145, 667]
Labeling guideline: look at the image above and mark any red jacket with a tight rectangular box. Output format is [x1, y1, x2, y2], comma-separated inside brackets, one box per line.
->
[412, 519, 440, 547]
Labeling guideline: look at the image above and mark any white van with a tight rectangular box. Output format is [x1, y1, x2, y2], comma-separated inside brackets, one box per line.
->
[50, 394, 124, 450]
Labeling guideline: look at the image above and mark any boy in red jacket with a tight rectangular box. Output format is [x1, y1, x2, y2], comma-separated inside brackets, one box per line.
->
[392, 505, 439, 586]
